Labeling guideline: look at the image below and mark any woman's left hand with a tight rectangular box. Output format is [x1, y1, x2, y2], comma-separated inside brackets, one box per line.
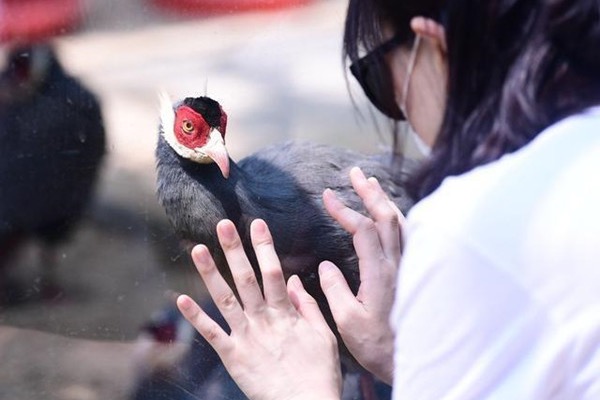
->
[177, 219, 342, 400]
[315, 167, 404, 385]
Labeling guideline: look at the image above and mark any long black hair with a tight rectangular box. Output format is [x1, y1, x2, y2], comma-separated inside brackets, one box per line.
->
[344, 0, 600, 201]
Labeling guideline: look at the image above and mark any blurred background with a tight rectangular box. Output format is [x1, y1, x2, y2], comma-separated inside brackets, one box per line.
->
[0, 0, 418, 398]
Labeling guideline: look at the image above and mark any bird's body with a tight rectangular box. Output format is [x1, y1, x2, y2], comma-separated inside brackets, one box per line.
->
[0, 44, 105, 300]
[157, 137, 410, 292]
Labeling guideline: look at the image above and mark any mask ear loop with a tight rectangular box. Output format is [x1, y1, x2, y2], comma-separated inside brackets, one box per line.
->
[400, 35, 421, 114]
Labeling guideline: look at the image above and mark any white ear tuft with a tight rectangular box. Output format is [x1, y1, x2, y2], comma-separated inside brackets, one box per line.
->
[158, 90, 175, 138]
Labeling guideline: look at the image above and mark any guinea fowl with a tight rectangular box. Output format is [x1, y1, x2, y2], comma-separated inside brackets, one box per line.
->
[0, 43, 105, 302]
[155, 94, 411, 399]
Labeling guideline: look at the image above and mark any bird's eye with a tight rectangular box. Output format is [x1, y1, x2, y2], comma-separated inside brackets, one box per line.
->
[182, 120, 194, 134]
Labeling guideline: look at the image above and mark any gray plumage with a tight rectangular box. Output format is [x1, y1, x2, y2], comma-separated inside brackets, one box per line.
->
[156, 95, 412, 376]
[157, 137, 411, 294]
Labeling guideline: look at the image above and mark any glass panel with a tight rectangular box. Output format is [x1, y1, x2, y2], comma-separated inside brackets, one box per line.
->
[0, 0, 395, 398]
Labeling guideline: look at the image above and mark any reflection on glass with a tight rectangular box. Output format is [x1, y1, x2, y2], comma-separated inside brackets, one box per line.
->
[0, 0, 393, 399]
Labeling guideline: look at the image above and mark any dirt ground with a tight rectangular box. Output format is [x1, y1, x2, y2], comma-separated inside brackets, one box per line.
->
[0, 0, 422, 398]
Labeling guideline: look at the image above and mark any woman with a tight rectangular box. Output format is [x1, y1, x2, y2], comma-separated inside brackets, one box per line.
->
[177, 0, 600, 398]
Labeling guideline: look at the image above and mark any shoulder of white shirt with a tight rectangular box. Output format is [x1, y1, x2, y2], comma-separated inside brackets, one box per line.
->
[406, 105, 600, 227]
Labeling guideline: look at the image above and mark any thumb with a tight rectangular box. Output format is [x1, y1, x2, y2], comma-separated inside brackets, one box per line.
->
[319, 261, 359, 322]
[287, 275, 331, 333]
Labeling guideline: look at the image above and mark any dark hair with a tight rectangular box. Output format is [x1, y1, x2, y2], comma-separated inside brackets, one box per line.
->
[344, 0, 600, 201]
[343, 0, 444, 61]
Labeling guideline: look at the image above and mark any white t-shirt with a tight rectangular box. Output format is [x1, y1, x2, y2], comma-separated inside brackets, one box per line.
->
[391, 107, 600, 399]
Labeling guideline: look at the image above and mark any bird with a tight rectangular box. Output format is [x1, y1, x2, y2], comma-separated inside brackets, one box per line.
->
[155, 93, 411, 399]
[0, 43, 106, 303]
[156, 93, 411, 294]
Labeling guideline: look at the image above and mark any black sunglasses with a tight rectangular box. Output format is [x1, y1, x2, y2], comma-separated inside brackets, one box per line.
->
[350, 34, 406, 120]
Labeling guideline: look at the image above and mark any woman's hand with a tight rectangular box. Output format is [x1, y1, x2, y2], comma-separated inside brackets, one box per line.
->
[177, 219, 342, 400]
[318, 166, 404, 384]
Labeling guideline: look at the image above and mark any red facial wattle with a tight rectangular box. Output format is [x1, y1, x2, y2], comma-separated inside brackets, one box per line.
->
[219, 106, 228, 135]
[174, 105, 210, 149]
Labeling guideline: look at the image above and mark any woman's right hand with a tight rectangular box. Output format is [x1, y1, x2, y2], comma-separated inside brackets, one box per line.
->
[177, 219, 342, 400]
[318, 167, 404, 384]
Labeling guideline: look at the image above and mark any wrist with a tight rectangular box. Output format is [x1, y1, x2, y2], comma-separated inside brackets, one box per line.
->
[361, 332, 395, 385]
[362, 354, 394, 385]
[284, 383, 341, 400]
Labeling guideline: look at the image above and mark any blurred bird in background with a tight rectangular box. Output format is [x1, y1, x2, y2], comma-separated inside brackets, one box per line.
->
[0, 43, 106, 304]
[147, 93, 411, 399]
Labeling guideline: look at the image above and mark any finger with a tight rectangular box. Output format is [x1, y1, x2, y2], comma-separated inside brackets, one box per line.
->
[323, 188, 384, 265]
[386, 199, 406, 253]
[317, 261, 362, 329]
[351, 167, 401, 261]
[386, 199, 406, 226]
[177, 294, 232, 355]
[323, 187, 368, 234]
[287, 275, 333, 336]
[365, 176, 403, 258]
[367, 176, 406, 224]
[251, 219, 293, 311]
[191, 244, 246, 329]
[216, 220, 264, 314]
[324, 188, 395, 299]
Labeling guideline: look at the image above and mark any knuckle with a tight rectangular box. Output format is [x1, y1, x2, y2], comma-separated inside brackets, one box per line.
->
[185, 307, 200, 324]
[357, 218, 377, 234]
[320, 271, 340, 291]
[321, 277, 339, 293]
[334, 308, 354, 329]
[237, 269, 258, 288]
[327, 332, 339, 347]
[262, 264, 282, 281]
[203, 324, 220, 343]
[254, 235, 274, 248]
[196, 260, 213, 274]
[222, 237, 242, 251]
[217, 292, 238, 310]
[380, 208, 399, 225]
[378, 254, 391, 267]
[197, 262, 219, 279]
[306, 297, 319, 308]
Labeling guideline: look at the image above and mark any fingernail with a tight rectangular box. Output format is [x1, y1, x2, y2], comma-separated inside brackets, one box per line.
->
[178, 295, 192, 311]
[289, 275, 303, 289]
[218, 220, 235, 242]
[324, 188, 342, 203]
[319, 261, 335, 275]
[193, 245, 210, 263]
[253, 219, 267, 235]
[351, 166, 365, 177]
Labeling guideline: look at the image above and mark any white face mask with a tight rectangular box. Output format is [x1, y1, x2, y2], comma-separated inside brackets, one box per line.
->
[410, 126, 432, 155]
[399, 35, 422, 117]
[399, 36, 431, 155]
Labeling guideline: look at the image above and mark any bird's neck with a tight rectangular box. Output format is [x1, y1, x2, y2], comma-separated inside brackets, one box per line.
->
[181, 156, 246, 191]
[180, 156, 254, 224]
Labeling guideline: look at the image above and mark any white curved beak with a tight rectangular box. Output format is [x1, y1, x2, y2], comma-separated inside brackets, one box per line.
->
[203, 129, 230, 179]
